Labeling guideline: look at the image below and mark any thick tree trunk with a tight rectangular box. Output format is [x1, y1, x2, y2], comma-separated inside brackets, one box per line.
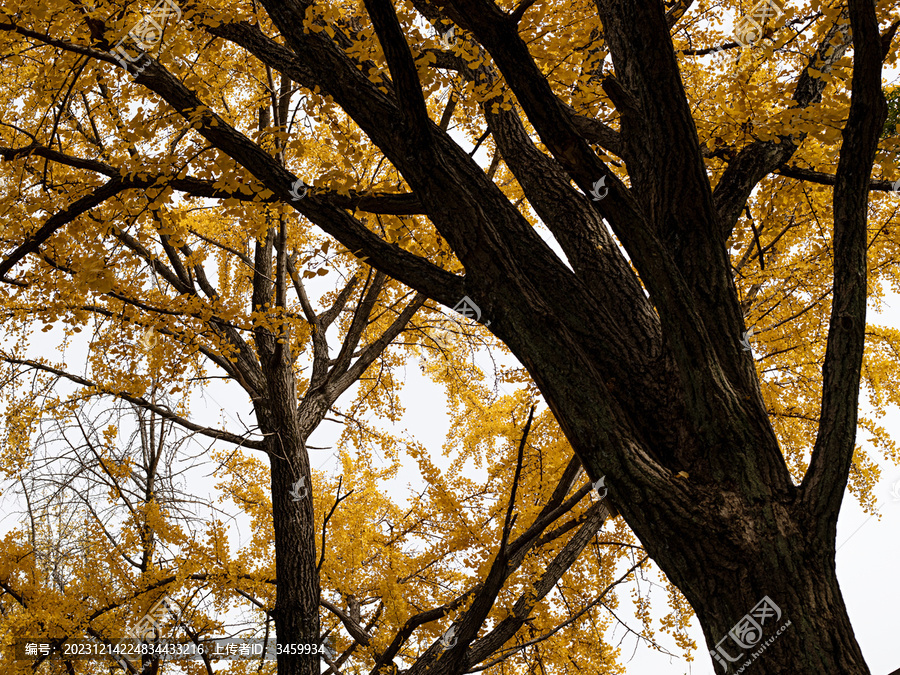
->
[480, 299, 872, 675]
[655, 514, 868, 673]
[267, 442, 321, 675]
[258, 372, 321, 675]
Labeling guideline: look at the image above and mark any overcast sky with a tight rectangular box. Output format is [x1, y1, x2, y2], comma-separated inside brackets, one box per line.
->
[3, 10, 900, 674]
[3, 145, 899, 675]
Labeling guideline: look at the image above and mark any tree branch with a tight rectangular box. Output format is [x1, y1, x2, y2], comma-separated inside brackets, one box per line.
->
[320, 598, 372, 646]
[0, 177, 127, 282]
[363, 0, 432, 143]
[775, 164, 900, 192]
[713, 9, 852, 237]
[799, 0, 886, 530]
[1, 357, 266, 450]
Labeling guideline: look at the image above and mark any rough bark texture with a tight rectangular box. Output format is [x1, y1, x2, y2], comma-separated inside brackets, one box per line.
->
[128, 0, 887, 669]
[267, 442, 320, 675]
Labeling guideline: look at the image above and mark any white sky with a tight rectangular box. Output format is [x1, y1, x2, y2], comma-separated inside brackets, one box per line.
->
[6, 271, 893, 674]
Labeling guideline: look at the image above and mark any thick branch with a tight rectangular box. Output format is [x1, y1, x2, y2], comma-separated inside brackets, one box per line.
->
[799, 0, 886, 530]
[320, 598, 372, 646]
[465, 501, 605, 666]
[363, 0, 432, 142]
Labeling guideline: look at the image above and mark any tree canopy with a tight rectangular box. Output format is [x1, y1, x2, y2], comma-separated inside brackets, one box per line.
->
[0, 0, 899, 673]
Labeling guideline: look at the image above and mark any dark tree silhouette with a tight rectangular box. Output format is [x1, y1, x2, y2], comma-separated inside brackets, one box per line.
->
[0, 0, 892, 672]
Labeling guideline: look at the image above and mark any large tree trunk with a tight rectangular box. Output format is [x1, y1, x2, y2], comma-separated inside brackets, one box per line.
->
[259, 377, 321, 675]
[476, 276, 872, 674]
[124, 0, 886, 670]
[652, 505, 867, 673]
[267, 437, 320, 675]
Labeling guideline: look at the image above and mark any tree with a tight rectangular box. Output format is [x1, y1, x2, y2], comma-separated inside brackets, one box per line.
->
[0, 25, 652, 675]
[1, 0, 898, 673]
[2, 394, 644, 675]
[4, 397, 240, 675]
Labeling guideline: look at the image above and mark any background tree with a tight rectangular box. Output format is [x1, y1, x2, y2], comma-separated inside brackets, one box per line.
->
[1, 0, 900, 673]
[1, 394, 654, 675]
[3, 398, 243, 675]
[0, 45, 659, 675]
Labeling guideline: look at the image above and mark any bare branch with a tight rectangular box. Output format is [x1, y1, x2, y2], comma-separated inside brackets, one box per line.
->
[1, 357, 266, 450]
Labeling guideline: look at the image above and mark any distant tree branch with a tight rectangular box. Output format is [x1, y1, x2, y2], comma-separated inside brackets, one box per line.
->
[0, 357, 266, 450]
[775, 164, 900, 192]
[0, 142, 428, 214]
[713, 9, 852, 236]
[317, 477, 355, 573]
[320, 598, 372, 646]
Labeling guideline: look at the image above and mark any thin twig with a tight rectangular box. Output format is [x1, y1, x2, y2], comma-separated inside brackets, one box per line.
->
[318, 476, 354, 573]
[744, 205, 765, 271]
[500, 405, 534, 553]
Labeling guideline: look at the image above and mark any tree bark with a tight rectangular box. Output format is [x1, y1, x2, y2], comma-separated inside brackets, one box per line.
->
[267, 436, 320, 675]
[684, 539, 866, 674]
[42, 0, 884, 670]
[253, 214, 322, 675]
[259, 369, 322, 675]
